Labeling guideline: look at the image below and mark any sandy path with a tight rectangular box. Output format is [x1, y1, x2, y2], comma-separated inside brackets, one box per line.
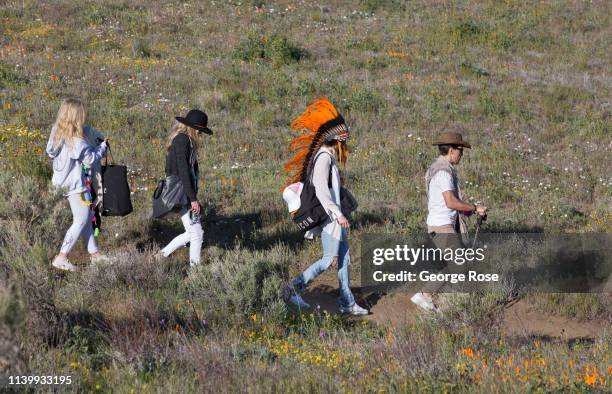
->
[302, 283, 609, 339]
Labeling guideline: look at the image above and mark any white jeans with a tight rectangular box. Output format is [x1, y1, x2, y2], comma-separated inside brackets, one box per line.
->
[161, 208, 204, 265]
[60, 193, 98, 255]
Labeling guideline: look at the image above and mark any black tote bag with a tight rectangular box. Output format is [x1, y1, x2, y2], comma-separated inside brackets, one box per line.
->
[292, 182, 358, 232]
[152, 139, 195, 219]
[152, 175, 190, 219]
[291, 152, 358, 232]
[292, 179, 329, 232]
[101, 143, 133, 216]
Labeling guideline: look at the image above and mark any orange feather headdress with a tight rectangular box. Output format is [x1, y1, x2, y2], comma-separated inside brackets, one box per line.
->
[284, 98, 349, 186]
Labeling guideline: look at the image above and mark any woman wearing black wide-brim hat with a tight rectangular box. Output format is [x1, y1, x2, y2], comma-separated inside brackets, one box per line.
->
[157, 109, 212, 267]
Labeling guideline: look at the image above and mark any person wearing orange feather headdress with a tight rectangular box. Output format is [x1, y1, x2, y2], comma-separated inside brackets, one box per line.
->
[283, 98, 368, 316]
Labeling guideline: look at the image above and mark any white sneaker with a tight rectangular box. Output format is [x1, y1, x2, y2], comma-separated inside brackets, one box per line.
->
[91, 253, 114, 265]
[52, 255, 77, 272]
[288, 293, 311, 309]
[411, 292, 439, 312]
[339, 303, 369, 316]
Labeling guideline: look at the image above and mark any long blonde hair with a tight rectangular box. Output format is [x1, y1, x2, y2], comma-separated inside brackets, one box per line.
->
[52, 98, 86, 148]
[166, 121, 199, 150]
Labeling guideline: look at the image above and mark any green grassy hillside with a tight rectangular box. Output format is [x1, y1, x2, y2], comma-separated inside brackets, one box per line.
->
[1, 1, 610, 392]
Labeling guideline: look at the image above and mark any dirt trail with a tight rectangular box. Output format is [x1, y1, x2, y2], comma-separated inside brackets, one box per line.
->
[500, 300, 609, 339]
[68, 243, 609, 340]
[303, 283, 610, 340]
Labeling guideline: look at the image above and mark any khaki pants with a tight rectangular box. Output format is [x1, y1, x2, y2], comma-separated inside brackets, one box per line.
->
[420, 224, 467, 293]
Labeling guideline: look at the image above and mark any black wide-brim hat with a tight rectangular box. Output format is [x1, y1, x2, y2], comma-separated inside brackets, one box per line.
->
[176, 109, 213, 135]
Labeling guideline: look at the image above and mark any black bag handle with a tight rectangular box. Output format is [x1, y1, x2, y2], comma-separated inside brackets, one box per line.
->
[104, 141, 115, 166]
[309, 150, 334, 188]
[97, 137, 114, 166]
[153, 179, 165, 199]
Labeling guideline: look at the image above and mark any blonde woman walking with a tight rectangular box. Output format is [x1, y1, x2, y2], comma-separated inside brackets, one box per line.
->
[46, 98, 110, 271]
[157, 109, 212, 267]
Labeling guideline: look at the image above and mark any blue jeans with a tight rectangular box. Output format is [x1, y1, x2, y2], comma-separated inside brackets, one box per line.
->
[292, 228, 355, 308]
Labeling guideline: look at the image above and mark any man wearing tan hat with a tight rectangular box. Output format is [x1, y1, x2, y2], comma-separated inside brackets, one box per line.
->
[410, 130, 488, 312]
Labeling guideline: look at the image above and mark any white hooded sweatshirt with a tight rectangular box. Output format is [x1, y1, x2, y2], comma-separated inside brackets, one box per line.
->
[46, 126, 107, 196]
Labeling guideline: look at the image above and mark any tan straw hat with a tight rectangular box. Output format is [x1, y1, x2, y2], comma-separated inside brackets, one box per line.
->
[432, 131, 471, 148]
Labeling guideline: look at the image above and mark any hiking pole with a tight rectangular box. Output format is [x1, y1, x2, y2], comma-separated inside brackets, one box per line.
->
[471, 214, 486, 249]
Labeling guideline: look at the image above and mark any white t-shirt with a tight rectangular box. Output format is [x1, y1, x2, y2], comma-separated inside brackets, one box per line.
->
[426, 171, 457, 226]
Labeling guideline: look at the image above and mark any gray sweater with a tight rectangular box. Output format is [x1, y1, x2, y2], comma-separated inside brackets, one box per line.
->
[46, 126, 107, 196]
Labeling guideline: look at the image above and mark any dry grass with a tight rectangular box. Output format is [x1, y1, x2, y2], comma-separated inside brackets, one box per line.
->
[0, 0, 610, 391]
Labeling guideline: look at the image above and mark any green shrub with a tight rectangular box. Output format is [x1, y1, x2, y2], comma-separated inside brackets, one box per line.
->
[6, 154, 52, 181]
[183, 245, 289, 322]
[530, 294, 611, 320]
[65, 325, 111, 369]
[0, 174, 73, 348]
[460, 61, 491, 78]
[542, 85, 592, 123]
[450, 20, 489, 46]
[0, 282, 27, 375]
[390, 320, 453, 379]
[0, 173, 71, 249]
[1, 1, 611, 390]
[345, 87, 384, 114]
[362, 0, 406, 13]
[491, 30, 515, 50]
[0, 63, 27, 88]
[437, 282, 517, 327]
[476, 85, 522, 119]
[346, 35, 382, 51]
[234, 33, 306, 65]
[132, 39, 160, 59]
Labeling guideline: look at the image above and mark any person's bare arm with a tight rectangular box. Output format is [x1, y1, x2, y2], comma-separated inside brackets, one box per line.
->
[443, 191, 487, 215]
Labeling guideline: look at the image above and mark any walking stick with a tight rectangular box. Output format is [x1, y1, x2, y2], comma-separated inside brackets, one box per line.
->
[471, 214, 486, 249]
